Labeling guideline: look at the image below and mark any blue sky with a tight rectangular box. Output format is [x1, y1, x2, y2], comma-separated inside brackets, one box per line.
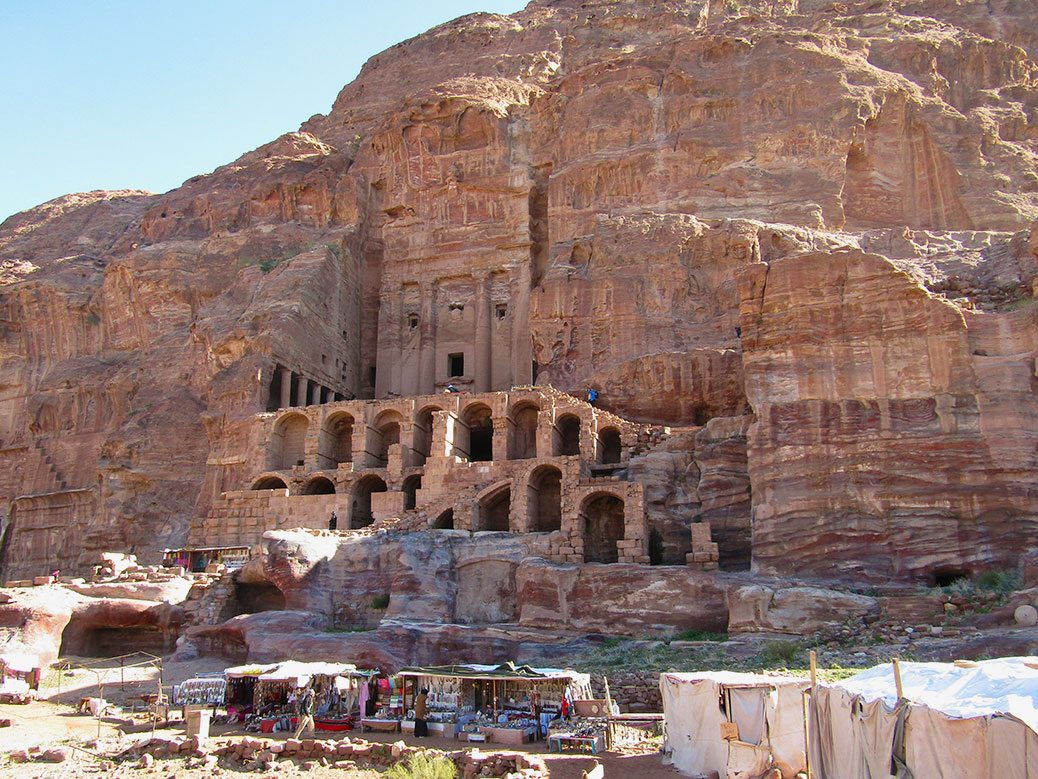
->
[0, 0, 521, 223]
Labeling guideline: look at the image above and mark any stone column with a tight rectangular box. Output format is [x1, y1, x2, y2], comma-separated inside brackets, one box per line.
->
[418, 280, 438, 394]
[298, 376, 310, 408]
[279, 367, 292, 409]
[395, 285, 405, 396]
[474, 272, 492, 393]
[374, 292, 392, 398]
[510, 263, 533, 386]
[310, 383, 321, 406]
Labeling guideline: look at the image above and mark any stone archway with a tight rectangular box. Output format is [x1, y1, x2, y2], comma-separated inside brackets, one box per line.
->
[371, 411, 402, 467]
[351, 475, 387, 528]
[252, 475, 288, 491]
[269, 412, 308, 470]
[319, 411, 354, 468]
[554, 414, 581, 457]
[527, 465, 562, 532]
[476, 483, 511, 532]
[432, 508, 454, 530]
[299, 476, 335, 495]
[463, 403, 494, 462]
[581, 492, 625, 563]
[598, 427, 622, 464]
[509, 402, 540, 459]
[403, 474, 422, 510]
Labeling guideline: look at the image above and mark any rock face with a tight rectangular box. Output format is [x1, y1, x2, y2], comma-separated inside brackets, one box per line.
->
[1, 0, 1037, 586]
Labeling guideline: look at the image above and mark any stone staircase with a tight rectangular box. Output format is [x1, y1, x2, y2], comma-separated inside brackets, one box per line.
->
[25, 438, 68, 494]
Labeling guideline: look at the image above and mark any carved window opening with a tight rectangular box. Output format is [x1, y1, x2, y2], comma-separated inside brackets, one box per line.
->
[408, 313, 419, 329]
[495, 303, 507, 320]
[449, 353, 464, 377]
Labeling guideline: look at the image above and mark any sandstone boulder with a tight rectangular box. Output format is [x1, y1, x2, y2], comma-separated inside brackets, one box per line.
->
[727, 584, 879, 634]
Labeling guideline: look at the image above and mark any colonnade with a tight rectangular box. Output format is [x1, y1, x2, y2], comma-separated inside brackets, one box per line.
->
[274, 365, 343, 409]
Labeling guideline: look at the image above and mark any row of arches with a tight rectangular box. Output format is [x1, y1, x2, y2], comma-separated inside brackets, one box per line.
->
[250, 465, 627, 562]
[266, 402, 624, 473]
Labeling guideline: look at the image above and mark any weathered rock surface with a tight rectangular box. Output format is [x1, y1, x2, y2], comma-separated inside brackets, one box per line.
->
[727, 583, 879, 635]
[0, 0, 1037, 588]
[0, 585, 184, 665]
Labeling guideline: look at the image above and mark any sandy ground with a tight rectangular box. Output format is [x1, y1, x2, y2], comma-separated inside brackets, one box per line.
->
[0, 656, 680, 778]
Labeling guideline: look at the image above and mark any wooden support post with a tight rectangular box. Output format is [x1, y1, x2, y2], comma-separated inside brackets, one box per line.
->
[893, 659, 904, 700]
[810, 650, 817, 691]
[803, 690, 812, 779]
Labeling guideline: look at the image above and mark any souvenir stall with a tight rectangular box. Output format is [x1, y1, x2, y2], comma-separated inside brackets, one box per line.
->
[394, 663, 592, 744]
[247, 661, 377, 734]
[223, 664, 278, 723]
[361, 675, 404, 732]
[173, 675, 227, 710]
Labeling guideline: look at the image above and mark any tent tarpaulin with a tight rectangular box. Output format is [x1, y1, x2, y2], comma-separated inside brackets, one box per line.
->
[661, 672, 810, 779]
[811, 657, 1038, 779]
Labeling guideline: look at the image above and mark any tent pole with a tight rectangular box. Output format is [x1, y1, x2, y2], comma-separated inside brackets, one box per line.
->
[893, 659, 903, 700]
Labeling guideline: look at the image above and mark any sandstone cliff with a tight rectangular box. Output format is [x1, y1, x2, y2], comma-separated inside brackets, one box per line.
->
[1, 0, 1037, 582]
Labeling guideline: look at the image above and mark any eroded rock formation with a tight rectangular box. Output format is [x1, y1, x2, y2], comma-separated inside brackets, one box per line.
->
[1, 0, 1037, 589]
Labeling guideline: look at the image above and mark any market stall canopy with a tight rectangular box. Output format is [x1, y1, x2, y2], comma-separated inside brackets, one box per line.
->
[224, 663, 279, 679]
[834, 656, 1038, 730]
[257, 661, 376, 683]
[396, 662, 589, 684]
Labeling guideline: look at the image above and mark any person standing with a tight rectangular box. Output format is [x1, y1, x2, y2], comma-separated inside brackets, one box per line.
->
[329, 510, 338, 531]
[413, 688, 429, 737]
[294, 686, 315, 739]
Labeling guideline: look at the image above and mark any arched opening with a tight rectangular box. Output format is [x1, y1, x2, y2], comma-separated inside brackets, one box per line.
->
[252, 476, 288, 491]
[403, 474, 422, 511]
[269, 412, 308, 470]
[432, 508, 454, 530]
[371, 411, 402, 467]
[413, 407, 437, 464]
[60, 613, 178, 658]
[232, 582, 286, 615]
[581, 493, 625, 563]
[510, 403, 540, 460]
[464, 404, 494, 462]
[598, 427, 622, 464]
[554, 414, 581, 457]
[931, 566, 971, 588]
[318, 412, 354, 469]
[527, 466, 562, 532]
[478, 486, 511, 532]
[352, 475, 387, 528]
[299, 476, 335, 495]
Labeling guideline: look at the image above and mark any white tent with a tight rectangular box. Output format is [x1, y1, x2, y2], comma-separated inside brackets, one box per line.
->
[661, 671, 810, 779]
[811, 657, 1038, 779]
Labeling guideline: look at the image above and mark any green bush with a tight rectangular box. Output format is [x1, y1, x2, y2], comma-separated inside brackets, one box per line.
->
[370, 593, 390, 610]
[975, 569, 1020, 594]
[384, 752, 458, 779]
[758, 639, 801, 667]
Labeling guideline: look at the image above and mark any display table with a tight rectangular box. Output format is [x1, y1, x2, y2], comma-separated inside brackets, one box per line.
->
[548, 733, 604, 754]
[361, 718, 400, 733]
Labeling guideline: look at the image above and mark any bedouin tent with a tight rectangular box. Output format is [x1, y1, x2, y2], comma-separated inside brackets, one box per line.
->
[660, 671, 810, 779]
[810, 657, 1038, 779]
